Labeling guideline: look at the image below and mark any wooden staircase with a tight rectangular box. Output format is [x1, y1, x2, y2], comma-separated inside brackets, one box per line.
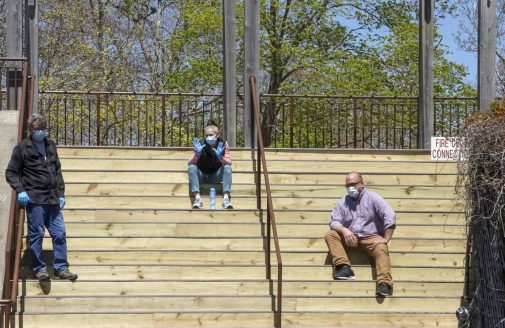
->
[14, 148, 464, 327]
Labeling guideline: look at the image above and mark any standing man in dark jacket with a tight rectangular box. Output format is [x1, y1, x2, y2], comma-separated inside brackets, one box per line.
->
[5, 114, 77, 281]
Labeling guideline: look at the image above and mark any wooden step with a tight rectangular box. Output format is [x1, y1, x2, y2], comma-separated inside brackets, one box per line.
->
[14, 313, 275, 328]
[21, 280, 463, 298]
[278, 238, 466, 253]
[32, 236, 465, 253]
[276, 266, 464, 281]
[62, 171, 458, 185]
[64, 183, 458, 199]
[21, 280, 271, 296]
[62, 209, 466, 225]
[281, 296, 461, 312]
[19, 295, 273, 312]
[19, 265, 464, 282]
[22, 250, 464, 267]
[14, 312, 458, 328]
[62, 195, 463, 211]
[60, 158, 457, 174]
[36, 222, 465, 238]
[280, 313, 458, 328]
[57, 147, 438, 161]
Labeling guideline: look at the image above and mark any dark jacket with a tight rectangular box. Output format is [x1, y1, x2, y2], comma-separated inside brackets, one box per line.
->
[5, 136, 65, 204]
[196, 138, 224, 174]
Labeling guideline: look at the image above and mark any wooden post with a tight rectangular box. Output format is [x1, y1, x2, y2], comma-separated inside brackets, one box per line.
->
[418, 0, 434, 149]
[6, 0, 23, 111]
[244, 0, 260, 148]
[27, 0, 39, 113]
[223, 0, 237, 146]
[478, 0, 497, 112]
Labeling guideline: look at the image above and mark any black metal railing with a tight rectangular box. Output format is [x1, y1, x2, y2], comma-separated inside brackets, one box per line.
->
[37, 91, 478, 149]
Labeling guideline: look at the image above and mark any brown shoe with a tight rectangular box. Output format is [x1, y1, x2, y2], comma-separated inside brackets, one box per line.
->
[55, 269, 78, 280]
[35, 270, 50, 281]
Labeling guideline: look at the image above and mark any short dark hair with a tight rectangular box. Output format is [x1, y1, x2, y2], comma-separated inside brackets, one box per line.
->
[28, 113, 47, 129]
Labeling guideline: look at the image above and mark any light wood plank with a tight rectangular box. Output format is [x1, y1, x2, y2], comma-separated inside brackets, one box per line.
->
[64, 183, 459, 199]
[21, 280, 463, 298]
[19, 265, 464, 282]
[43, 222, 465, 239]
[19, 295, 273, 312]
[61, 209, 466, 225]
[62, 195, 463, 211]
[62, 171, 458, 185]
[60, 158, 457, 174]
[33, 237, 465, 253]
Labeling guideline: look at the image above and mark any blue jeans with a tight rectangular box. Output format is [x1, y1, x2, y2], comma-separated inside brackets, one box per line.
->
[188, 164, 232, 193]
[26, 203, 69, 273]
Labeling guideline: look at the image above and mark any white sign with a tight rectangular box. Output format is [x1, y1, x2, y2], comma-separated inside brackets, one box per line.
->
[431, 137, 465, 161]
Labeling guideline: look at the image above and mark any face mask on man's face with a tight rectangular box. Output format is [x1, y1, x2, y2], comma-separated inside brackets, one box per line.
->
[205, 135, 217, 145]
[346, 186, 360, 199]
[32, 130, 46, 142]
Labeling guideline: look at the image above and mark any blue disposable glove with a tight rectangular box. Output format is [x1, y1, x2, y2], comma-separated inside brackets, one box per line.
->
[17, 192, 30, 207]
[193, 138, 205, 156]
[213, 142, 224, 160]
[59, 197, 66, 209]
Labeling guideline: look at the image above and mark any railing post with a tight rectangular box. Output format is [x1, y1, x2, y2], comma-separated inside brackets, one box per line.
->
[96, 93, 101, 146]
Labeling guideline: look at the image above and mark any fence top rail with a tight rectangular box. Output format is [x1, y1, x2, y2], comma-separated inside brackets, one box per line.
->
[0, 57, 27, 61]
[39, 90, 223, 97]
[262, 93, 478, 100]
[38, 90, 478, 101]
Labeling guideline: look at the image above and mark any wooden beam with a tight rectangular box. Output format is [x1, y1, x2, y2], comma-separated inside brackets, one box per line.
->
[223, 0, 237, 146]
[478, 0, 497, 112]
[243, 0, 260, 148]
[27, 0, 39, 113]
[418, 0, 434, 149]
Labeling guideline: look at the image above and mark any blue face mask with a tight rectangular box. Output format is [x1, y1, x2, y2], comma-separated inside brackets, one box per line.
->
[32, 130, 46, 142]
[205, 136, 217, 145]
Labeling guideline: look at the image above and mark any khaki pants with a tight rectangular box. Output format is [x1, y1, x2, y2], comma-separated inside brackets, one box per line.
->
[324, 230, 393, 286]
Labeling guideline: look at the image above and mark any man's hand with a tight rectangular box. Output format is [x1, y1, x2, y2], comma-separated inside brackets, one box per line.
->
[59, 197, 66, 209]
[17, 192, 30, 207]
[213, 142, 224, 160]
[193, 139, 205, 156]
[341, 227, 358, 247]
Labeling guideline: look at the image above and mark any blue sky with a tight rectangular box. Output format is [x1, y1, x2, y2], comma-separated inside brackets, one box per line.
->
[439, 15, 477, 85]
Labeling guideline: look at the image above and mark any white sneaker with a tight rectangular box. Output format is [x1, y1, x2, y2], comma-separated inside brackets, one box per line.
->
[192, 197, 203, 209]
[222, 198, 233, 209]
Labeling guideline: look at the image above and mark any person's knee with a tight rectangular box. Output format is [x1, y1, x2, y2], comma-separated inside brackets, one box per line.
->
[188, 164, 198, 174]
[373, 243, 389, 256]
[223, 164, 232, 174]
[324, 230, 340, 242]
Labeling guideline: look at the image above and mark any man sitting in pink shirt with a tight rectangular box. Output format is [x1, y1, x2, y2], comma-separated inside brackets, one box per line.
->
[324, 172, 396, 296]
[188, 123, 233, 209]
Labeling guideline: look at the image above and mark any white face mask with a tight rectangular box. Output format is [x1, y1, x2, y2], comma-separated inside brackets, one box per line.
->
[346, 186, 360, 199]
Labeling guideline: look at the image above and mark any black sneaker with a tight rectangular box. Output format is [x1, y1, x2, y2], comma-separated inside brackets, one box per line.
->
[376, 282, 392, 296]
[333, 264, 356, 280]
[35, 270, 50, 281]
[55, 269, 78, 281]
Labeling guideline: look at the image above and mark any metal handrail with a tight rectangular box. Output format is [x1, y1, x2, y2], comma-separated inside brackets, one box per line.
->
[249, 76, 283, 328]
[0, 58, 31, 328]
